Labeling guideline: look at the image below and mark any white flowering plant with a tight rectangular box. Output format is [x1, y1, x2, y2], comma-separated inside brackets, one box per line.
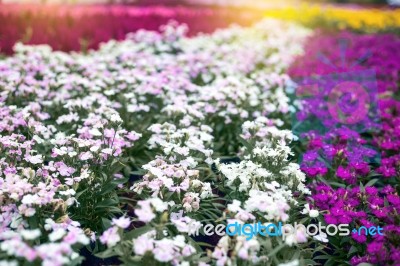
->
[0, 19, 320, 266]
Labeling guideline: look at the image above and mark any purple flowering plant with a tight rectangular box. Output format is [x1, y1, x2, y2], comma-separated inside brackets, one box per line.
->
[289, 33, 400, 265]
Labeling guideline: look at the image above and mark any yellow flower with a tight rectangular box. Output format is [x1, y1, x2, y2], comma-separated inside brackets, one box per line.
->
[264, 4, 400, 32]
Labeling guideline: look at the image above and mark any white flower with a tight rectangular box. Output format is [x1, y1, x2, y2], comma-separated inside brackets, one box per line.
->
[149, 198, 169, 212]
[99, 227, 120, 247]
[0, 261, 18, 266]
[110, 113, 122, 123]
[301, 204, 319, 218]
[49, 229, 66, 242]
[133, 232, 154, 255]
[21, 194, 39, 205]
[89, 128, 102, 136]
[101, 148, 113, 155]
[21, 229, 41, 240]
[309, 209, 319, 218]
[90, 146, 100, 152]
[171, 216, 202, 234]
[153, 239, 175, 262]
[59, 189, 76, 196]
[32, 135, 44, 144]
[26, 155, 43, 164]
[134, 198, 168, 223]
[278, 260, 299, 266]
[112, 217, 131, 229]
[313, 232, 329, 243]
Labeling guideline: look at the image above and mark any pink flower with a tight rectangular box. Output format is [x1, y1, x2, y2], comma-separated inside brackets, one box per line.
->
[79, 151, 93, 161]
[134, 201, 156, 223]
[99, 227, 120, 247]
[133, 234, 154, 256]
[153, 239, 175, 262]
[55, 162, 76, 177]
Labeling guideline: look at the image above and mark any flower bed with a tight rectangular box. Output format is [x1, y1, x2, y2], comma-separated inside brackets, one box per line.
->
[0, 19, 319, 266]
[1, 10, 400, 265]
[288, 31, 400, 265]
[0, 4, 263, 54]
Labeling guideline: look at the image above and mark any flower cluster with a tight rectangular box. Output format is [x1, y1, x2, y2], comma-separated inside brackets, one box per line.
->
[210, 118, 312, 266]
[312, 184, 400, 265]
[133, 232, 196, 263]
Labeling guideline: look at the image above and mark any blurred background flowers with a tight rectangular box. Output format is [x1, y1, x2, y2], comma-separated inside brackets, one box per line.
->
[0, 0, 399, 54]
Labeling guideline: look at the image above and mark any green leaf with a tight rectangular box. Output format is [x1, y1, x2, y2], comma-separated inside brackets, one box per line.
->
[69, 256, 85, 266]
[340, 236, 350, 245]
[348, 245, 359, 257]
[384, 197, 390, 207]
[119, 196, 137, 204]
[359, 182, 365, 193]
[125, 225, 153, 240]
[365, 178, 378, 187]
[186, 236, 205, 253]
[95, 248, 118, 259]
[325, 258, 340, 266]
[238, 136, 253, 152]
[131, 170, 146, 176]
[102, 218, 112, 229]
[267, 243, 286, 257]
[96, 198, 119, 208]
[329, 182, 347, 188]
[194, 241, 214, 248]
[75, 187, 89, 199]
[313, 255, 331, 260]
[302, 259, 317, 265]
[100, 184, 119, 196]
